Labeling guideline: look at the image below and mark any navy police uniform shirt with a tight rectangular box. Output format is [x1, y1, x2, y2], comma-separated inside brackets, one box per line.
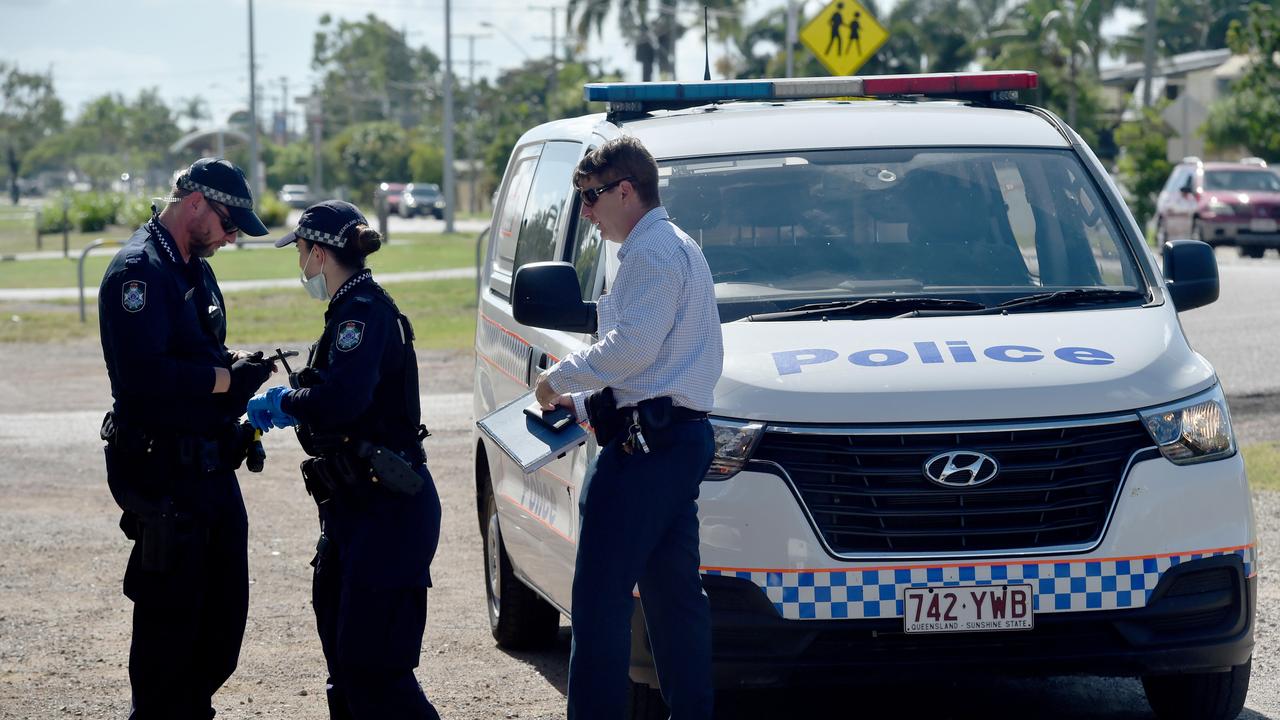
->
[282, 270, 423, 453]
[282, 270, 435, 591]
[99, 217, 237, 435]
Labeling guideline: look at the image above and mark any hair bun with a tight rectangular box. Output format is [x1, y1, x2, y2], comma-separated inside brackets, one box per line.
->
[354, 226, 383, 256]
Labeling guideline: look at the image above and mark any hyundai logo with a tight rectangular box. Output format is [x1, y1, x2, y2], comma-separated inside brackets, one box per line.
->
[923, 451, 1000, 488]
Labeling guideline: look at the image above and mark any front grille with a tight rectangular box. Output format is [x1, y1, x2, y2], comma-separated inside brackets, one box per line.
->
[753, 419, 1153, 554]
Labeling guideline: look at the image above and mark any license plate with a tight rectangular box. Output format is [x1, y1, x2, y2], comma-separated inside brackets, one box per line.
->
[903, 583, 1034, 634]
[1250, 218, 1277, 233]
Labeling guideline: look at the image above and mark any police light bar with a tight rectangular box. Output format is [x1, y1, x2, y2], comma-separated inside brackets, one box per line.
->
[585, 71, 1038, 117]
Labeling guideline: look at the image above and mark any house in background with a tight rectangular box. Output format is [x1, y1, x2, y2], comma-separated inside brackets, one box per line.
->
[1101, 48, 1249, 162]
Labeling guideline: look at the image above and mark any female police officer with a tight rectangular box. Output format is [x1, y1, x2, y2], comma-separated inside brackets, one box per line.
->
[246, 200, 442, 719]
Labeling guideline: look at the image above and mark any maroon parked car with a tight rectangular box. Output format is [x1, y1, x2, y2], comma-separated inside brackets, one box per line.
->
[1155, 157, 1280, 258]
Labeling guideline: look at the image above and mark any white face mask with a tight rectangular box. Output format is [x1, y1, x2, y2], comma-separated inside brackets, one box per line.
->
[300, 246, 329, 301]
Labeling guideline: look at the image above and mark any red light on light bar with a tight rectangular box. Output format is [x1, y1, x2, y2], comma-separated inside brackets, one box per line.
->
[860, 72, 1038, 97]
[955, 72, 1039, 92]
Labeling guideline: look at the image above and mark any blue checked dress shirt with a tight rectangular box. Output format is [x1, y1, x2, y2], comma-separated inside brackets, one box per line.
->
[547, 206, 723, 414]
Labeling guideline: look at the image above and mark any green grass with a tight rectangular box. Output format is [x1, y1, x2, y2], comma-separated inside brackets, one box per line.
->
[0, 232, 481, 289]
[1243, 442, 1280, 492]
[0, 278, 478, 349]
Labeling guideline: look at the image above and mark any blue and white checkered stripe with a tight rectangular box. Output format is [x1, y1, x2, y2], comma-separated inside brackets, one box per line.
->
[704, 546, 1256, 621]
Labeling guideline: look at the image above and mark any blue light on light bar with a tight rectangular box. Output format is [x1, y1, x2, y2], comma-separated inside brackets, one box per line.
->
[585, 80, 775, 103]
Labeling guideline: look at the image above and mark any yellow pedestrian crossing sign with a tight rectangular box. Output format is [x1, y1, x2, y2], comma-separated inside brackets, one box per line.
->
[800, 0, 888, 76]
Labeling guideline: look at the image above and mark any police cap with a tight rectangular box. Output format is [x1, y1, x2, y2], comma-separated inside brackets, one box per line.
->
[274, 200, 368, 249]
[178, 157, 270, 236]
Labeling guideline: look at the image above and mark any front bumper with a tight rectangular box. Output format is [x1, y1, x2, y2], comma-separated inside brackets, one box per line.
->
[1199, 216, 1280, 247]
[629, 555, 1254, 688]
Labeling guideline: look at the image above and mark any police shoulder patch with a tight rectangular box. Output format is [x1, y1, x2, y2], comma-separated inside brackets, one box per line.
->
[335, 320, 365, 352]
[122, 280, 147, 313]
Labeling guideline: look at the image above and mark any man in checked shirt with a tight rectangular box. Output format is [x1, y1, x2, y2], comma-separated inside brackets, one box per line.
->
[535, 135, 724, 720]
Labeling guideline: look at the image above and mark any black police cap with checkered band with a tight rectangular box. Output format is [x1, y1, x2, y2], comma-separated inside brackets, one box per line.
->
[274, 200, 368, 249]
[178, 157, 269, 236]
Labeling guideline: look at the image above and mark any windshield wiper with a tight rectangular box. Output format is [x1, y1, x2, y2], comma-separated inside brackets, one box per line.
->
[749, 297, 986, 322]
[905, 288, 1149, 317]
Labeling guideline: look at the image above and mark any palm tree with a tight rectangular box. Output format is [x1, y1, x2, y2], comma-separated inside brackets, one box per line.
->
[568, 0, 742, 81]
[988, 0, 1119, 127]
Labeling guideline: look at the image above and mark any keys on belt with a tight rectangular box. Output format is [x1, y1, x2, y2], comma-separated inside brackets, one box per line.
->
[622, 409, 650, 455]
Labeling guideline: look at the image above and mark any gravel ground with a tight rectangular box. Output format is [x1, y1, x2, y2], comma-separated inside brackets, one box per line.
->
[0, 339, 1275, 719]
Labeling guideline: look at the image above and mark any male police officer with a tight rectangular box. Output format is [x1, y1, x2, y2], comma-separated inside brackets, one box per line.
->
[535, 136, 724, 719]
[99, 157, 274, 719]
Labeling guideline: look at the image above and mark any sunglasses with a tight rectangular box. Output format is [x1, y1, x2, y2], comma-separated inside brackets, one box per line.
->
[579, 175, 632, 206]
[208, 201, 239, 234]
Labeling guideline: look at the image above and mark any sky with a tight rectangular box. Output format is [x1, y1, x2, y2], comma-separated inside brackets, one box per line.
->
[2, 0, 1141, 129]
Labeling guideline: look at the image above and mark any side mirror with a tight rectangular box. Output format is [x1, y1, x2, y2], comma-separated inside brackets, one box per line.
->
[1162, 239, 1219, 311]
[1179, 179, 1195, 195]
[513, 261, 598, 333]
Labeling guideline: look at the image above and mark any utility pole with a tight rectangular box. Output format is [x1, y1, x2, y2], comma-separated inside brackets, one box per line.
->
[443, 0, 456, 232]
[786, 0, 798, 78]
[1141, 0, 1157, 108]
[300, 94, 324, 194]
[247, 0, 262, 200]
[279, 76, 289, 142]
[455, 33, 489, 215]
[532, 5, 560, 118]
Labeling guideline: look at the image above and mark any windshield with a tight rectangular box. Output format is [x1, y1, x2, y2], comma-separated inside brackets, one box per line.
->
[410, 184, 441, 197]
[1204, 170, 1280, 192]
[656, 148, 1147, 321]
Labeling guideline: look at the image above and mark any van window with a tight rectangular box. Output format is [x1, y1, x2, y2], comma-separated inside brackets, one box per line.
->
[568, 199, 604, 301]
[493, 143, 542, 277]
[658, 147, 1148, 321]
[513, 141, 582, 271]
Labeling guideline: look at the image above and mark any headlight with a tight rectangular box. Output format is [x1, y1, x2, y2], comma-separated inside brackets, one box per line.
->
[434, 199, 446, 208]
[706, 418, 764, 480]
[1138, 385, 1236, 465]
[1208, 197, 1236, 215]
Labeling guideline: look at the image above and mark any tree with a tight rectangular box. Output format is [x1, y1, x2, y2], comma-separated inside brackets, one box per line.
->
[311, 13, 440, 138]
[178, 96, 210, 132]
[1, 62, 65, 204]
[1203, 2, 1280, 162]
[986, 0, 1121, 133]
[568, 0, 742, 81]
[1114, 0, 1251, 61]
[1115, 102, 1173, 228]
[328, 121, 411, 202]
[20, 90, 181, 190]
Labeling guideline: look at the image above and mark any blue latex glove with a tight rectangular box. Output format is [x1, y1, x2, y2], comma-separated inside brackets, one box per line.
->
[247, 386, 297, 432]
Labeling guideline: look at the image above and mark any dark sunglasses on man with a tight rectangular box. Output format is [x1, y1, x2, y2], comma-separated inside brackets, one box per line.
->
[579, 175, 632, 206]
[208, 200, 240, 234]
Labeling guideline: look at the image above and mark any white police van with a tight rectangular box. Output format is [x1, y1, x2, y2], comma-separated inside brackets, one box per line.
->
[471, 72, 1257, 719]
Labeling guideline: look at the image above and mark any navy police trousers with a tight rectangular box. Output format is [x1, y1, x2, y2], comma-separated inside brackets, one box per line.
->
[567, 418, 716, 720]
[312, 464, 442, 719]
[122, 480, 249, 720]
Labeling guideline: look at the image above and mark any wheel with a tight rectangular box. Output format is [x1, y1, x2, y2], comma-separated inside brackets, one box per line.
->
[1142, 658, 1251, 720]
[1239, 245, 1265, 259]
[627, 681, 668, 720]
[433, 209, 444, 220]
[482, 486, 560, 649]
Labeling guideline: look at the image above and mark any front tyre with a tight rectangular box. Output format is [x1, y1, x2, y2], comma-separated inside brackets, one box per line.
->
[482, 487, 560, 649]
[1142, 658, 1251, 720]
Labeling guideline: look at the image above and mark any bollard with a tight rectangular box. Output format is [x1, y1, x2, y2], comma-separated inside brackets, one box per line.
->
[61, 197, 70, 258]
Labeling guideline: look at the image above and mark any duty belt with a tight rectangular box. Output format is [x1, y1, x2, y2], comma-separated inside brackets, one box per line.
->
[100, 411, 248, 473]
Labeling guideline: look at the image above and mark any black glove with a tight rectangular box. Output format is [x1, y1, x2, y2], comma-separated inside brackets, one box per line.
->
[228, 353, 276, 409]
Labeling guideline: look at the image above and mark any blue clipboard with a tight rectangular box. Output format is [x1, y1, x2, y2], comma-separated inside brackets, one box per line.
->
[476, 391, 589, 473]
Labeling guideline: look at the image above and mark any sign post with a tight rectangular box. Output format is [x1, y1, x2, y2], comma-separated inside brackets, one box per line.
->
[800, 0, 888, 76]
